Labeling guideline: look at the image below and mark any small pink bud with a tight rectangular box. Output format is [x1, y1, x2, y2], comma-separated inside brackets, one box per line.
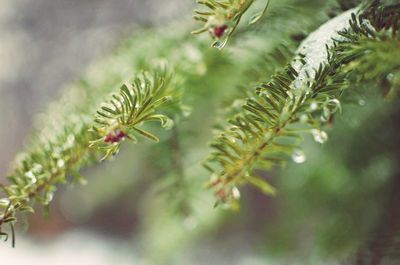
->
[213, 25, 228, 38]
[104, 129, 127, 144]
[115, 129, 127, 140]
[104, 134, 116, 143]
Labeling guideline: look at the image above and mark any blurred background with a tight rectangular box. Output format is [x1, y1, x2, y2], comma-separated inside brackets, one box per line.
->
[0, 0, 194, 264]
[0, 0, 399, 264]
[0, 0, 189, 177]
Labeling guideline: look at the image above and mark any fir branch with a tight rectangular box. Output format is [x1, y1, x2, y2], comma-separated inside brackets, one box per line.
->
[204, 61, 345, 207]
[90, 68, 179, 160]
[0, 67, 180, 245]
[0, 1, 317, 242]
[192, 0, 271, 49]
[204, 2, 400, 207]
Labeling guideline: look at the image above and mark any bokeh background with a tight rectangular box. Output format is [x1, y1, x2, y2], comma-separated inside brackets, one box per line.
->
[0, 1, 399, 265]
[0, 0, 194, 264]
[0, 0, 189, 178]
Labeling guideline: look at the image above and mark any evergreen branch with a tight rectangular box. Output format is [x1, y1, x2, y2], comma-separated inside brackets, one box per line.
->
[204, 2, 400, 207]
[204, 61, 344, 208]
[90, 68, 178, 160]
[0, 117, 92, 246]
[0, 0, 320, 243]
[192, 0, 271, 49]
[0, 66, 180, 245]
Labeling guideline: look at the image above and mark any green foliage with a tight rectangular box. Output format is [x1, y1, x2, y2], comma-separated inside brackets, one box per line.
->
[90, 68, 179, 160]
[0, 65, 181, 245]
[0, 1, 399, 261]
[335, 5, 400, 82]
[267, 86, 399, 261]
[192, 0, 271, 49]
[203, 0, 400, 207]
[204, 60, 345, 208]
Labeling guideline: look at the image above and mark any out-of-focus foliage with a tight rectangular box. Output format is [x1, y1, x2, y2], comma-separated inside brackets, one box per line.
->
[204, 2, 400, 209]
[265, 85, 399, 263]
[0, 0, 399, 264]
[192, 0, 271, 49]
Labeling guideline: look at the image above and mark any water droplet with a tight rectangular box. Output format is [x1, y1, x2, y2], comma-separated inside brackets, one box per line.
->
[309, 102, 318, 111]
[327, 99, 341, 113]
[45, 192, 54, 204]
[292, 150, 307, 164]
[300, 114, 308, 123]
[358, 99, 366, 106]
[321, 107, 331, 122]
[232, 186, 241, 200]
[311, 129, 328, 144]
[25, 171, 37, 184]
